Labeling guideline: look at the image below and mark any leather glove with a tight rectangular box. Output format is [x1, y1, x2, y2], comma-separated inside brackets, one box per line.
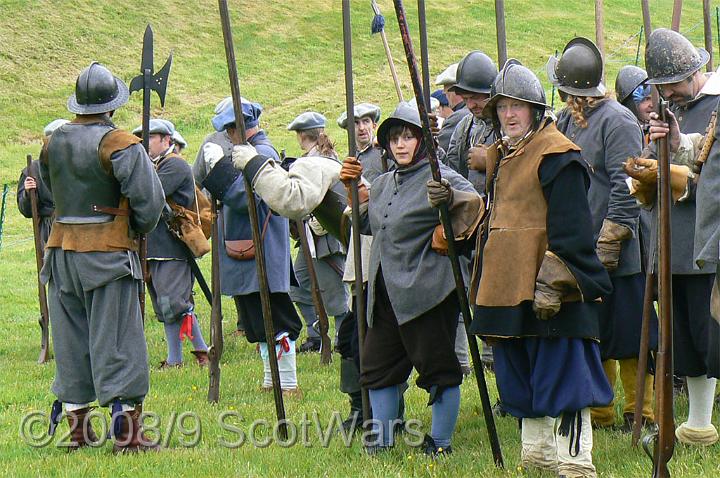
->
[624, 157, 694, 202]
[340, 156, 363, 185]
[202, 142, 225, 170]
[231, 143, 259, 170]
[533, 252, 580, 321]
[623, 156, 657, 185]
[426, 178, 453, 208]
[431, 224, 448, 255]
[307, 216, 327, 236]
[595, 219, 632, 272]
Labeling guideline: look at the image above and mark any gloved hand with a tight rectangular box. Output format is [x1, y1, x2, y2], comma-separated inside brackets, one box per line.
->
[595, 219, 632, 272]
[431, 224, 448, 255]
[340, 156, 363, 185]
[533, 252, 580, 321]
[307, 216, 327, 236]
[624, 157, 694, 202]
[231, 143, 259, 170]
[623, 156, 657, 185]
[202, 142, 226, 170]
[533, 282, 562, 321]
[426, 178, 453, 208]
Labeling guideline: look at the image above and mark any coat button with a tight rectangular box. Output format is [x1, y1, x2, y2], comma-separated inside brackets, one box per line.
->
[384, 213, 388, 218]
[398, 180, 403, 185]
[382, 225, 386, 230]
[388, 202, 392, 206]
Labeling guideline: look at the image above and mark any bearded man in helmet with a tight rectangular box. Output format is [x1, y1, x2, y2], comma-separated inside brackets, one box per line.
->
[39, 62, 165, 452]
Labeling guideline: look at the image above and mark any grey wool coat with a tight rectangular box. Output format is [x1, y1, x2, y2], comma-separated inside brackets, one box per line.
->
[148, 153, 196, 260]
[360, 159, 481, 326]
[556, 99, 643, 277]
[444, 114, 494, 194]
[658, 93, 717, 274]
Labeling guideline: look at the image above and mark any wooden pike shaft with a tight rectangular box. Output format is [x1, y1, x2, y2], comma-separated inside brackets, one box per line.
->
[295, 220, 332, 365]
[218, 0, 287, 438]
[26, 154, 50, 364]
[495, 0, 507, 66]
[342, 0, 371, 428]
[393, 0, 504, 468]
[595, 0, 606, 84]
[704, 0, 714, 71]
[671, 0, 682, 32]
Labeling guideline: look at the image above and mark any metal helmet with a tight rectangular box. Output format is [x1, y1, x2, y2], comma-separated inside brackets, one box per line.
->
[67, 62, 129, 115]
[482, 59, 547, 118]
[645, 28, 709, 84]
[615, 65, 648, 103]
[376, 101, 422, 150]
[546, 37, 606, 97]
[450, 51, 498, 95]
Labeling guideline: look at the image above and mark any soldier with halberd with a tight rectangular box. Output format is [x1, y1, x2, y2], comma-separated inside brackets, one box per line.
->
[198, 99, 303, 395]
[469, 60, 613, 477]
[550, 38, 657, 432]
[624, 28, 720, 446]
[40, 62, 165, 452]
[132, 119, 210, 369]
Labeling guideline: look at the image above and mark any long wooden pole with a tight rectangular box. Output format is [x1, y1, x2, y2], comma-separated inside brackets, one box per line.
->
[417, 0, 431, 110]
[26, 154, 50, 364]
[295, 220, 332, 365]
[671, 0, 682, 32]
[495, 0, 507, 66]
[704, 0, 714, 72]
[393, 0, 504, 468]
[342, 0, 371, 428]
[595, 0, 606, 84]
[218, 0, 287, 438]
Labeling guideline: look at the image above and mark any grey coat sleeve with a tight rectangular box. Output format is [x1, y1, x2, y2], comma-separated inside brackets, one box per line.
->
[444, 120, 463, 171]
[110, 143, 165, 234]
[604, 122, 642, 230]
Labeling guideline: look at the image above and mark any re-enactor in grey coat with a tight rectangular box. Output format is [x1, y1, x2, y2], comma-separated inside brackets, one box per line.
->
[39, 63, 164, 452]
[136, 119, 209, 368]
[339, 103, 482, 455]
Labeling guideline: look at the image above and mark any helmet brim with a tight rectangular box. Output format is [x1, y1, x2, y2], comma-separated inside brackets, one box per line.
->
[646, 48, 710, 84]
[557, 82, 607, 98]
[482, 93, 548, 119]
[67, 77, 129, 115]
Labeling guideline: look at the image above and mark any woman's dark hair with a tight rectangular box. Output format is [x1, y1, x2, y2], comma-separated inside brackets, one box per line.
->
[386, 124, 422, 143]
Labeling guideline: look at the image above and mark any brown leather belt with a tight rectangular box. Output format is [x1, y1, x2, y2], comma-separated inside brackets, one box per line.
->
[92, 204, 130, 216]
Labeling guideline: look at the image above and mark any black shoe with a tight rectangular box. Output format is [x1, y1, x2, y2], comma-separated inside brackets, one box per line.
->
[297, 338, 321, 353]
[340, 411, 362, 434]
[420, 434, 452, 457]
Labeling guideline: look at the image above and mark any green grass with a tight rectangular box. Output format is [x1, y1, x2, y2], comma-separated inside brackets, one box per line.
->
[1, 1, 719, 476]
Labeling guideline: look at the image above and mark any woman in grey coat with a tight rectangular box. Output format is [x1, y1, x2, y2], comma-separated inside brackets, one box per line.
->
[339, 102, 482, 455]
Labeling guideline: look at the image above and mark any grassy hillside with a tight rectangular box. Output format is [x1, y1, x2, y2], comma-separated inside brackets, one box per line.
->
[1, 1, 719, 477]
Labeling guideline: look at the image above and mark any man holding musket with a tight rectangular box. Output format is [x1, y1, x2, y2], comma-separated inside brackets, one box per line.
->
[625, 28, 720, 447]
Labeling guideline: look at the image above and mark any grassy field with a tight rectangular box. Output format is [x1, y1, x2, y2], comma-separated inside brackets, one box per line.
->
[1, 1, 719, 476]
